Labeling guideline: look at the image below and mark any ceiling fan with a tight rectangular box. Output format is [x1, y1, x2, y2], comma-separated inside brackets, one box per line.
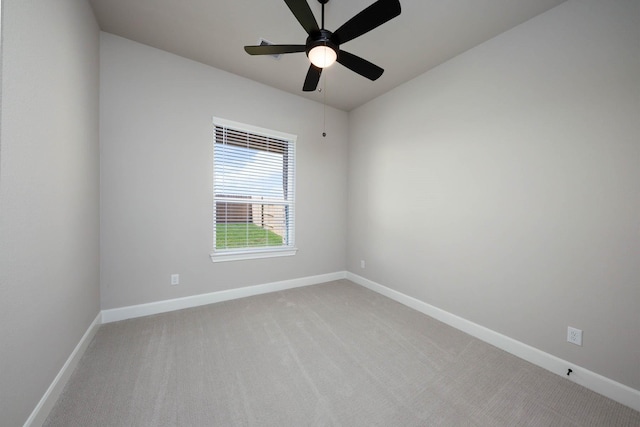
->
[244, 0, 401, 92]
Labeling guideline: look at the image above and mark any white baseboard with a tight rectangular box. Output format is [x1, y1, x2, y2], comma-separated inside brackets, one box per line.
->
[24, 312, 102, 427]
[102, 271, 348, 323]
[346, 272, 640, 413]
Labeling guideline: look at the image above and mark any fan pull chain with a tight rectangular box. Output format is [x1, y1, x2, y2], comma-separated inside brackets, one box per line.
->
[322, 72, 327, 138]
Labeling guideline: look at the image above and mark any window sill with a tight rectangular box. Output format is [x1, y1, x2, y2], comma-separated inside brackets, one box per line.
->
[210, 247, 298, 263]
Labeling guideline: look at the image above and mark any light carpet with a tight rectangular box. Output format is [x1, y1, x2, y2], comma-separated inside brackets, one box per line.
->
[44, 280, 640, 426]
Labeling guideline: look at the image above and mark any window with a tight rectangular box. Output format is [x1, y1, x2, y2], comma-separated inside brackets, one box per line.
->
[211, 118, 297, 262]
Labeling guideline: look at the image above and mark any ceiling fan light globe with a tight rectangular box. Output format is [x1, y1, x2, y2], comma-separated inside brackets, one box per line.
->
[308, 45, 337, 68]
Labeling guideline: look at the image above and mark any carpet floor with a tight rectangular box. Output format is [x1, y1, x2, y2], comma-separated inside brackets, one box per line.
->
[44, 280, 640, 426]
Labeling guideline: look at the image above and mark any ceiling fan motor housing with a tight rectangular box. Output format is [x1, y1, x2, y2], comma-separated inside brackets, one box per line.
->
[305, 29, 339, 58]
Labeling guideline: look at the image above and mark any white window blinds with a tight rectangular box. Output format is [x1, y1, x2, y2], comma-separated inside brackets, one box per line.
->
[212, 119, 296, 259]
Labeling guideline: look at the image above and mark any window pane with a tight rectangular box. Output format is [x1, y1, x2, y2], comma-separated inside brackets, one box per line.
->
[215, 203, 287, 249]
[214, 144, 285, 199]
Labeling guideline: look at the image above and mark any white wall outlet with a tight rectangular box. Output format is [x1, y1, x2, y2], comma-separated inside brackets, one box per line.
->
[170, 274, 180, 286]
[567, 326, 582, 346]
[360, 260, 365, 269]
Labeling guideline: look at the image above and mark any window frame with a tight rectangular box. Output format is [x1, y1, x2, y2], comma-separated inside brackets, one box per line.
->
[210, 117, 297, 263]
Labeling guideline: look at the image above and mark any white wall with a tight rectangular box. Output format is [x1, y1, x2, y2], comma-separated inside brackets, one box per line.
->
[0, 0, 100, 425]
[348, 0, 640, 392]
[99, 33, 348, 310]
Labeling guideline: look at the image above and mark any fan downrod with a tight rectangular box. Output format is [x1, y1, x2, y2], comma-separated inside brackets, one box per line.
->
[317, 0, 330, 30]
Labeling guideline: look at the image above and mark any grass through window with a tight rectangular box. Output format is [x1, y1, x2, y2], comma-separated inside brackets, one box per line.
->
[216, 223, 283, 249]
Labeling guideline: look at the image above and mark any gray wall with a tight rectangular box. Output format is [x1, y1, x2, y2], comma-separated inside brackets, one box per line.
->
[99, 33, 348, 310]
[0, 0, 100, 425]
[348, 0, 640, 391]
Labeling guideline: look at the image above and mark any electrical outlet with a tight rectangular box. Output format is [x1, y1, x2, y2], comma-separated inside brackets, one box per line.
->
[360, 260, 365, 269]
[567, 326, 582, 346]
[171, 274, 180, 286]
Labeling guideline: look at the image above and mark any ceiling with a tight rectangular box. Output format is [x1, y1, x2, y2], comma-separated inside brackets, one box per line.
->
[89, 0, 566, 111]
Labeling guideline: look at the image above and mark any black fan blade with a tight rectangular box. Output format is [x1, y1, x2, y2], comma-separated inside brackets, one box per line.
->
[337, 50, 384, 81]
[284, 0, 320, 35]
[331, 0, 401, 45]
[303, 64, 322, 91]
[244, 45, 306, 55]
